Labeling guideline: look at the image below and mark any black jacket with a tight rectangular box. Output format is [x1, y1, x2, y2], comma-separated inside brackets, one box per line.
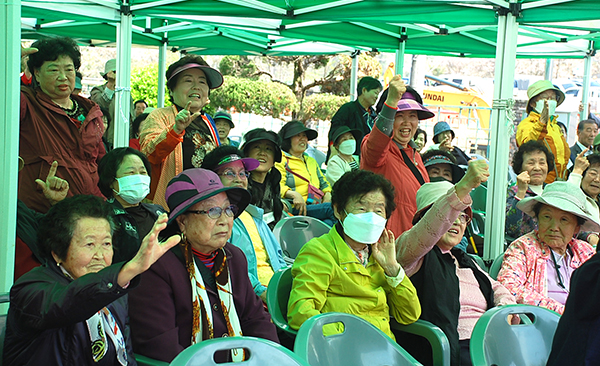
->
[547, 253, 600, 366]
[395, 247, 493, 366]
[109, 199, 166, 263]
[328, 100, 375, 157]
[3, 263, 138, 366]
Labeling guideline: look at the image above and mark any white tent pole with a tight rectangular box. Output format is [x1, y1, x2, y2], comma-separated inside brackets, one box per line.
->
[582, 53, 592, 121]
[395, 29, 406, 78]
[350, 50, 359, 101]
[483, 3, 519, 261]
[158, 40, 167, 108]
[0, 0, 20, 296]
[113, 1, 132, 148]
[544, 59, 554, 81]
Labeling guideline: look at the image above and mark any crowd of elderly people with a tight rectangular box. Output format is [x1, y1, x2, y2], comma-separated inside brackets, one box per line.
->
[6, 35, 600, 366]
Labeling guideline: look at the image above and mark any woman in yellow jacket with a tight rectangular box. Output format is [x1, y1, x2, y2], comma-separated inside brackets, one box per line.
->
[516, 80, 568, 183]
[287, 169, 421, 339]
[275, 121, 336, 226]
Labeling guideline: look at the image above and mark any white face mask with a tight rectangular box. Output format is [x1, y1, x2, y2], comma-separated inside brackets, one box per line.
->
[338, 139, 357, 155]
[535, 99, 558, 116]
[341, 211, 387, 244]
[113, 174, 151, 205]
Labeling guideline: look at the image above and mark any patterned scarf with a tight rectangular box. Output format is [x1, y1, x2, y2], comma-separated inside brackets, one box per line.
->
[182, 242, 244, 361]
[59, 266, 127, 365]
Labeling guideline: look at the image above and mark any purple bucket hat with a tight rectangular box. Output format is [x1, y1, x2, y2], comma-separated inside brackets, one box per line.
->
[396, 99, 435, 120]
[165, 168, 251, 225]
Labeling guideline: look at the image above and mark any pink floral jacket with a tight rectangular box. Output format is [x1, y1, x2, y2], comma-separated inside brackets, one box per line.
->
[497, 231, 595, 314]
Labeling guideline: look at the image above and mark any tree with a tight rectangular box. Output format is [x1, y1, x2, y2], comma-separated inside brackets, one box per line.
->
[209, 75, 298, 117]
[301, 93, 348, 122]
[219, 55, 259, 79]
[264, 52, 382, 121]
[130, 64, 168, 108]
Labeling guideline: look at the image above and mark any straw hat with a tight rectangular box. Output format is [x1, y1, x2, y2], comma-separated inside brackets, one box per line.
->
[517, 181, 600, 232]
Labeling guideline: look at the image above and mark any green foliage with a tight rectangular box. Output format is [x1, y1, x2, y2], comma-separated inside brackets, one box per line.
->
[219, 55, 259, 79]
[130, 64, 169, 108]
[210, 76, 299, 117]
[301, 93, 348, 122]
[321, 53, 383, 96]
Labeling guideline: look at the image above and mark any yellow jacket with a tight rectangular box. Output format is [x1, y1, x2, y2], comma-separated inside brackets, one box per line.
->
[516, 112, 570, 183]
[274, 152, 331, 201]
[288, 225, 421, 339]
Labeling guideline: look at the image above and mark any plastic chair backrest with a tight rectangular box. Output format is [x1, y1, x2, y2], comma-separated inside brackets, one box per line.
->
[488, 253, 504, 280]
[470, 184, 487, 213]
[295, 312, 422, 366]
[470, 304, 560, 366]
[135, 354, 169, 366]
[391, 318, 451, 366]
[273, 216, 330, 260]
[0, 292, 9, 366]
[467, 253, 488, 273]
[266, 267, 297, 337]
[169, 336, 309, 366]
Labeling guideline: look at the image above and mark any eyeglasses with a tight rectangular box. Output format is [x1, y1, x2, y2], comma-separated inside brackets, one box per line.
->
[456, 212, 471, 224]
[219, 170, 249, 180]
[186, 204, 239, 219]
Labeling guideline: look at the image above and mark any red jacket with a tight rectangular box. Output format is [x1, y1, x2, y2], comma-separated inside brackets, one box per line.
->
[361, 125, 429, 237]
[19, 87, 105, 213]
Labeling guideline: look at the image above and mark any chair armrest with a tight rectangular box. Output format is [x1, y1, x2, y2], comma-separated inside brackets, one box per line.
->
[390, 319, 451, 366]
[135, 354, 169, 366]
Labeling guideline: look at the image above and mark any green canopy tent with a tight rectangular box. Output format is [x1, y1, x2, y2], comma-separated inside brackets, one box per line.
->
[2, 0, 599, 293]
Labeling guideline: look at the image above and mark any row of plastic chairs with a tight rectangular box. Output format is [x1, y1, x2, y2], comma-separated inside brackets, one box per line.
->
[165, 304, 560, 366]
[266, 265, 561, 366]
[0, 288, 561, 366]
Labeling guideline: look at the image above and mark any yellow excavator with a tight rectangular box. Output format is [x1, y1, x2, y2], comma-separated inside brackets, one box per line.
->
[421, 75, 492, 156]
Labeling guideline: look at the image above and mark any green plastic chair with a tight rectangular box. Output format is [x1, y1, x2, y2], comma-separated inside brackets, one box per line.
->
[266, 267, 297, 337]
[169, 336, 309, 366]
[295, 312, 422, 366]
[469, 184, 487, 213]
[468, 253, 488, 272]
[272, 216, 330, 263]
[488, 253, 504, 280]
[470, 304, 560, 366]
[391, 318, 451, 366]
[0, 292, 9, 366]
[135, 354, 169, 366]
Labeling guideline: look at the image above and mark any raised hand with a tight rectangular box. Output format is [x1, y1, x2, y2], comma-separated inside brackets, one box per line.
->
[540, 100, 549, 125]
[384, 75, 407, 107]
[455, 158, 489, 200]
[36, 161, 69, 205]
[173, 101, 202, 134]
[573, 148, 590, 175]
[117, 213, 181, 287]
[372, 229, 401, 277]
[515, 171, 530, 199]
[439, 135, 453, 152]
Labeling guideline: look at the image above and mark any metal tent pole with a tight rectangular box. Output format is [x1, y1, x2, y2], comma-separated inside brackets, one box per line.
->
[483, 2, 519, 260]
[113, 1, 133, 148]
[0, 0, 20, 296]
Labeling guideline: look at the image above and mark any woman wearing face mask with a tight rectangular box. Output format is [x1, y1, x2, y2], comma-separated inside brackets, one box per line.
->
[98, 147, 166, 263]
[287, 169, 421, 339]
[325, 126, 361, 184]
[516, 80, 568, 183]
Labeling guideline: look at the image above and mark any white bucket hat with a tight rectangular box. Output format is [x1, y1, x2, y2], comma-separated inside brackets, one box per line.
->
[517, 181, 600, 232]
[412, 180, 472, 225]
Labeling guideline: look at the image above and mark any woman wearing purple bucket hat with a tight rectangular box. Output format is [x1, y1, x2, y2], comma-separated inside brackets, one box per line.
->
[361, 75, 434, 237]
[128, 168, 278, 363]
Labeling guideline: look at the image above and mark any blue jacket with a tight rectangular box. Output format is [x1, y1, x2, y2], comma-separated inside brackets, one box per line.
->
[230, 204, 288, 296]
